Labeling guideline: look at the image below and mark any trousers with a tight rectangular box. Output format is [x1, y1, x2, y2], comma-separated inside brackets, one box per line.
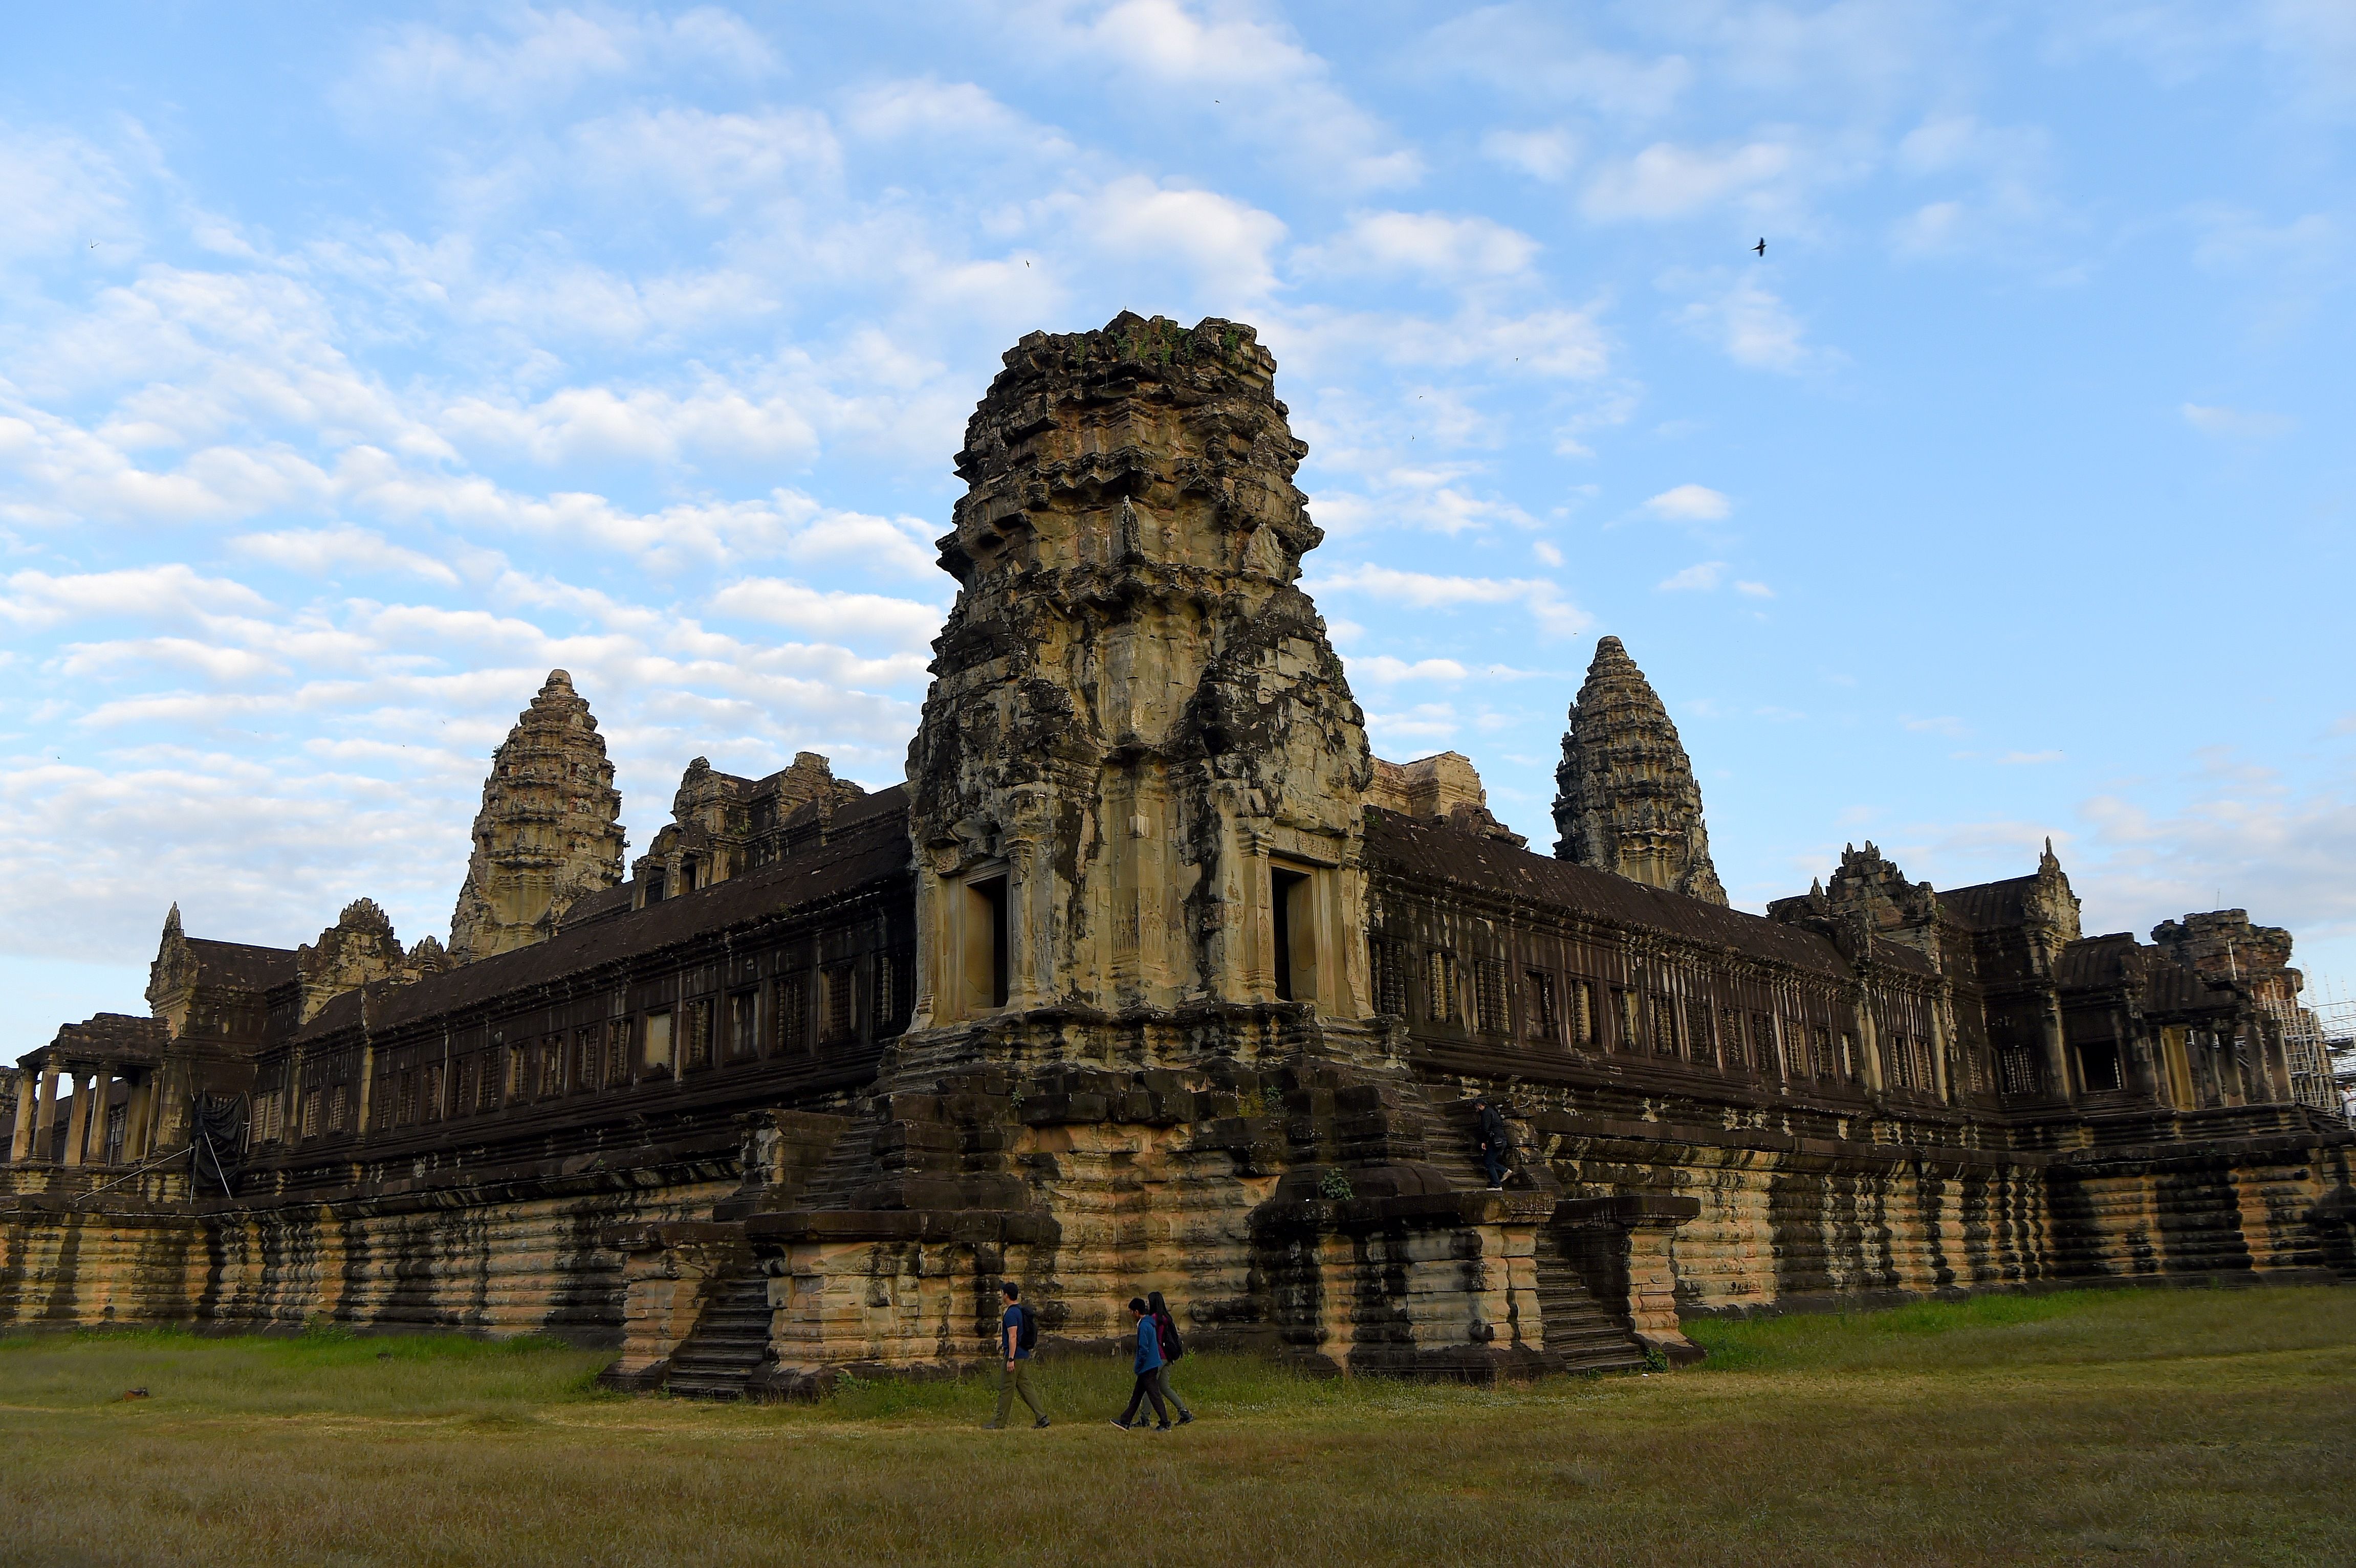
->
[1119, 1372, 1169, 1427]
[993, 1359, 1046, 1425]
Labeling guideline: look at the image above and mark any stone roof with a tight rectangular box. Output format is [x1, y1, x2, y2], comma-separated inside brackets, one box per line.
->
[30, 1012, 168, 1068]
[1935, 875, 2043, 932]
[295, 786, 913, 1043]
[185, 938, 298, 991]
[1367, 810, 1934, 981]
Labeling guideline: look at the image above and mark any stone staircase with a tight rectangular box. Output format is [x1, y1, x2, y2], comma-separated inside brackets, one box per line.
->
[661, 1269, 778, 1398]
[1534, 1229, 1651, 1373]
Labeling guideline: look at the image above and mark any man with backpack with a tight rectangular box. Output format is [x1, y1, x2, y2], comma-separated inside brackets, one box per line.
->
[1474, 1097, 1511, 1189]
[987, 1280, 1050, 1429]
[1111, 1295, 1171, 1430]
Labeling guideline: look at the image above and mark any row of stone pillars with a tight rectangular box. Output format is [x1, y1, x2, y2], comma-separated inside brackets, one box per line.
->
[6, 1063, 160, 1168]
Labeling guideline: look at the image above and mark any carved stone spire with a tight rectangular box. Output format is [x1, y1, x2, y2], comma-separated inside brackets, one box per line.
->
[1551, 635, 1728, 906]
[906, 312, 1373, 1029]
[448, 670, 625, 963]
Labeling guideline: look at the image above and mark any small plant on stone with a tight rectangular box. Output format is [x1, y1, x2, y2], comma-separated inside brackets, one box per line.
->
[1642, 1344, 1671, 1374]
[1318, 1168, 1355, 1202]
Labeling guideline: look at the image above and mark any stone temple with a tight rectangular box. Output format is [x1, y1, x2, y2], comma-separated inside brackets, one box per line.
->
[3, 313, 2349, 1386]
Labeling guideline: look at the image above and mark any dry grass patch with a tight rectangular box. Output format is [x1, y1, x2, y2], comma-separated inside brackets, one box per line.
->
[0, 1286, 2349, 1567]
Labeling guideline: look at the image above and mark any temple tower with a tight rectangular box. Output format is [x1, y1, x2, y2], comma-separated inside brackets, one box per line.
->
[1551, 636, 1728, 906]
[448, 670, 625, 962]
[905, 312, 1374, 1037]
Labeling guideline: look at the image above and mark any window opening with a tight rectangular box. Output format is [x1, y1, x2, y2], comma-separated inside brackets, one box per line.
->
[729, 990, 758, 1062]
[966, 875, 1011, 1012]
[644, 1011, 675, 1076]
[1475, 958, 1509, 1034]
[1271, 867, 1312, 1002]
[1525, 971, 1558, 1043]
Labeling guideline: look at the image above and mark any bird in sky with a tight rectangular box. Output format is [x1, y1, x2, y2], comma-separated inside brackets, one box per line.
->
[1753, 237, 1766, 257]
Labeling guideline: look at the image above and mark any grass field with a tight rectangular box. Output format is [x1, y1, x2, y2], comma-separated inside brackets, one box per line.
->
[1, 1286, 2350, 1567]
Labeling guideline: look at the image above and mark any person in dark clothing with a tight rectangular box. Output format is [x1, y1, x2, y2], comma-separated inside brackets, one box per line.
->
[1474, 1097, 1510, 1188]
[986, 1280, 1050, 1429]
[1145, 1289, 1193, 1425]
[1112, 1296, 1170, 1430]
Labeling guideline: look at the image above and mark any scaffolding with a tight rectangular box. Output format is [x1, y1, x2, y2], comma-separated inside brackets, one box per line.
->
[2273, 976, 2356, 1125]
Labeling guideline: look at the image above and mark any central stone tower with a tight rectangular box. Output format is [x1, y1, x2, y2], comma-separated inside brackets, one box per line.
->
[1551, 636, 1728, 906]
[904, 312, 1375, 1048]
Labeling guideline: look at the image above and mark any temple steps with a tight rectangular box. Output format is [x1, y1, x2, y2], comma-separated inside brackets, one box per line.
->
[1535, 1232, 1650, 1373]
[662, 1270, 775, 1399]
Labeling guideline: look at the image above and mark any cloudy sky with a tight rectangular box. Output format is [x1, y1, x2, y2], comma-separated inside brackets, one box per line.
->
[4, 2, 2352, 1053]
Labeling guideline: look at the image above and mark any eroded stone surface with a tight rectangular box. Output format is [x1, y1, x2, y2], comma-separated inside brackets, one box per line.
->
[1552, 636, 1728, 906]
[448, 670, 625, 963]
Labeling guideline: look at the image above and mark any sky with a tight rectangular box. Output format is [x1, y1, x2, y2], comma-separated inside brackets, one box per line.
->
[2, 2, 2352, 1056]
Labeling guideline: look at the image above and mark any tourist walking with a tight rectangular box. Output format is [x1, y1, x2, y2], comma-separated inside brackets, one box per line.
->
[1111, 1296, 1170, 1430]
[986, 1280, 1050, 1429]
[1146, 1290, 1193, 1425]
[1474, 1097, 1511, 1188]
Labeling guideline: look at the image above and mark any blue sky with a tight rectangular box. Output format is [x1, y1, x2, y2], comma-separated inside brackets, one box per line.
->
[3, 2, 2352, 1053]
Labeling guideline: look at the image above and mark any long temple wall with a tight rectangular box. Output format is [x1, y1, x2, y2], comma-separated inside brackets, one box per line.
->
[0, 1162, 737, 1338]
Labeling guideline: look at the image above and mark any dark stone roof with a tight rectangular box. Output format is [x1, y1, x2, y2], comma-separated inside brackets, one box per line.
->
[296, 786, 913, 1042]
[186, 938, 297, 991]
[2056, 933, 2139, 990]
[553, 884, 632, 931]
[1935, 876, 2041, 932]
[30, 1011, 168, 1068]
[2056, 934, 2237, 1017]
[1364, 810, 1927, 981]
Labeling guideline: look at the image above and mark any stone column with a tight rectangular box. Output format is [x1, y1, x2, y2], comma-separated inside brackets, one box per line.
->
[81, 1072, 108, 1164]
[7, 1069, 37, 1161]
[2042, 1000, 2075, 1103]
[122, 1074, 151, 1163]
[62, 1069, 93, 1167]
[30, 1066, 57, 1161]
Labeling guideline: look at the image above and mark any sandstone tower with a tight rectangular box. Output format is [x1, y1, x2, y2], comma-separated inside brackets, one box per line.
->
[1551, 636, 1728, 906]
[448, 670, 625, 962]
[904, 312, 1375, 1040]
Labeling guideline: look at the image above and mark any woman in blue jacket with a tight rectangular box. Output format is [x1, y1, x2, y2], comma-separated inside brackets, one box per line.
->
[1111, 1296, 1171, 1430]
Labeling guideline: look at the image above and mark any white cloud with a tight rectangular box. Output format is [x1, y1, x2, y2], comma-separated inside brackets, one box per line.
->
[1734, 580, 1774, 598]
[1532, 541, 1564, 567]
[1299, 211, 1540, 280]
[1672, 273, 1825, 372]
[339, 6, 777, 119]
[1643, 484, 1732, 521]
[1657, 561, 1729, 591]
[1306, 563, 1590, 636]
[232, 525, 464, 586]
[706, 578, 946, 652]
[1903, 715, 1968, 737]
[0, 566, 274, 631]
[441, 382, 822, 467]
[1364, 702, 1459, 744]
[1045, 175, 1289, 302]
[1425, 11, 1691, 118]
[565, 106, 840, 215]
[0, 127, 140, 266]
[2181, 402, 2298, 438]
[1350, 655, 1469, 683]
[1583, 141, 1792, 222]
[1041, 0, 1420, 188]
[1481, 128, 1580, 182]
[1998, 750, 2066, 765]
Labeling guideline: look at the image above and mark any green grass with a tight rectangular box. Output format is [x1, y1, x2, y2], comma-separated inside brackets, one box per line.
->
[1, 1286, 2350, 1567]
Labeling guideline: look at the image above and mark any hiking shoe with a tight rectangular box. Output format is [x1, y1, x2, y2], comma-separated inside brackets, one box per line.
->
[1034, 1417, 1051, 1429]
[1176, 1412, 1194, 1425]
[1111, 1420, 1132, 1430]
[984, 1422, 1002, 1430]
[1155, 1423, 1172, 1431]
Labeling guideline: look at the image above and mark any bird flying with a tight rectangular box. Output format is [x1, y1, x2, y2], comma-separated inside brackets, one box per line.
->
[1753, 237, 1766, 257]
